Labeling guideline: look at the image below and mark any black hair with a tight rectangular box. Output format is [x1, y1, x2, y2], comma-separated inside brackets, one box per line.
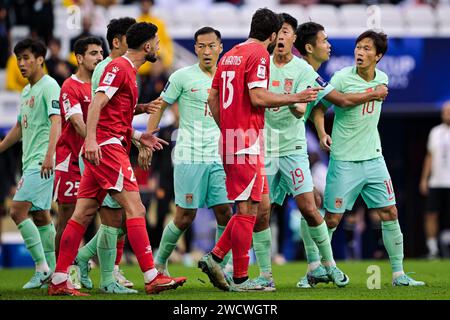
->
[295, 22, 325, 56]
[248, 8, 283, 41]
[14, 38, 47, 60]
[194, 26, 221, 42]
[281, 13, 297, 32]
[106, 17, 136, 49]
[125, 22, 158, 50]
[74, 36, 102, 56]
[356, 30, 388, 58]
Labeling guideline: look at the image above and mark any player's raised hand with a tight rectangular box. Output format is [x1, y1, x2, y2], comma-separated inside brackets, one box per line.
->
[40, 155, 54, 179]
[142, 97, 163, 114]
[85, 138, 102, 166]
[138, 145, 152, 171]
[140, 128, 169, 152]
[296, 87, 323, 103]
[320, 134, 332, 152]
[374, 85, 388, 101]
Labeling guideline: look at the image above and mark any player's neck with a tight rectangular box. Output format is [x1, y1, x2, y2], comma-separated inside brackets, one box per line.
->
[303, 55, 321, 71]
[76, 67, 92, 83]
[124, 51, 145, 70]
[356, 66, 376, 82]
[110, 49, 122, 59]
[199, 63, 216, 78]
[246, 38, 266, 49]
[28, 68, 45, 86]
[273, 52, 293, 67]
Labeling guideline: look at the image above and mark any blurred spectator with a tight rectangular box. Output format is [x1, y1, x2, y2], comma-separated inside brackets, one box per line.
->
[5, 55, 29, 91]
[214, 0, 243, 5]
[139, 58, 169, 102]
[137, 0, 174, 74]
[68, 14, 108, 67]
[0, 2, 11, 68]
[279, 0, 319, 5]
[45, 38, 73, 86]
[30, 0, 54, 44]
[420, 101, 450, 258]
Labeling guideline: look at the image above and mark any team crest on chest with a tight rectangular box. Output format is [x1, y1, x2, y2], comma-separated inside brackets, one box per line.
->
[29, 96, 35, 108]
[284, 79, 293, 94]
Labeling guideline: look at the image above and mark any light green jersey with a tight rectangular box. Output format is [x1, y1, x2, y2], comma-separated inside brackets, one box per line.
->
[91, 56, 112, 96]
[323, 66, 388, 161]
[161, 63, 220, 163]
[265, 56, 334, 157]
[18, 75, 61, 171]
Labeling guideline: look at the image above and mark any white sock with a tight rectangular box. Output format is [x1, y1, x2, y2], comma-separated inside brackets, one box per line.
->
[114, 265, 120, 272]
[307, 261, 321, 272]
[426, 238, 438, 255]
[52, 272, 68, 285]
[36, 261, 50, 273]
[144, 268, 158, 283]
[393, 271, 405, 279]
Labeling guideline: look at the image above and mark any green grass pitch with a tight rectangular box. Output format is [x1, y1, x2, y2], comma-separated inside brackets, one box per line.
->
[0, 259, 449, 300]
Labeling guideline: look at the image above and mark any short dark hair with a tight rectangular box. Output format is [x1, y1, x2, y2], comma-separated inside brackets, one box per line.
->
[281, 13, 297, 32]
[14, 38, 47, 60]
[295, 22, 325, 56]
[194, 27, 221, 42]
[125, 22, 158, 50]
[74, 36, 102, 56]
[106, 17, 136, 49]
[248, 8, 283, 41]
[356, 30, 388, 58]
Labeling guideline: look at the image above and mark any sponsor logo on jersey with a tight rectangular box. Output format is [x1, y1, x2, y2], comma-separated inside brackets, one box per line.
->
[186, 193, 193, 204]
[315, 76, 328, 87]
[191, 88, 200, 92]
[83, 95, 90, 102]
[260, 57, 267, 65]
[102, 72, 116, 85]
[257, 64, 266, 79]
[284, 79, 293, 94]
[335, 197, 343, 209]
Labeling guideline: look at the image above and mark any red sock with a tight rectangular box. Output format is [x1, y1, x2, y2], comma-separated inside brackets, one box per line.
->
[212, 215, 236, 259]
[55, 219, 86, 273]
[231, 214, 256, 278]
[115, 238, 125, 265]
[126, 217, 154, 272]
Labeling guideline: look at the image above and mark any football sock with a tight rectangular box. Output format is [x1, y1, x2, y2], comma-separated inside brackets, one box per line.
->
[212, 215, 236, 260]
[115, 237, 125, 265]
[231, 215, 256, 278]
[382, 220, 404, 273]
[55, 219, 86, 273]
[300, 217, 320, 264]
[18, 219, 49, 272]
[76, 230, 98, 263]
[155, 221, 183, 265]
[216, 224, 232, 267]
[97, 224, 119, 286]
[253, 228, 272, 274]
[309, 221, 335, 267]
[37, 223, 56, 272]
[126, 217, 154, 272]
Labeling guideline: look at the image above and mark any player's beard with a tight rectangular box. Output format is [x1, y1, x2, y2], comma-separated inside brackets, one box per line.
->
[267, 41, 276, 54]
[145, 52, 157, 63]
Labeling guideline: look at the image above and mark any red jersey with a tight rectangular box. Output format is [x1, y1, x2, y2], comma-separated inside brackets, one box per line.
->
[56, 74, 91, 171]
[212, 41, 270, 155]
[95, 56, 138, 152]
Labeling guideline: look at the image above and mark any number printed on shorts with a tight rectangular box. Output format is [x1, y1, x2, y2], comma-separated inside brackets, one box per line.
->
[127, 166, 136, 182]
[290, 168, 305, 186]
[64, 181, 80, 197]
[221, 71, 235, 109]
[384, 179, 395, 200]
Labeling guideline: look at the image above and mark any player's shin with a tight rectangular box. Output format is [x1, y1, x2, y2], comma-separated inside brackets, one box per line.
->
[382, 220, 404, 274]
[309, 221, 335, 267]
[37, 223, 56, 271]
[155, 221, 183, 266]
[253, 228, 272, 275]
[18, 219, 49, 272]
[300, 217, 321, 270]
[97, 224, 119, 287]
[231, 215, 256, 282]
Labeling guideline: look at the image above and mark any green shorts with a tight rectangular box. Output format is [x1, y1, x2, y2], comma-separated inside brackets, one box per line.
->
[265, 153, 314, 206]
[174, 162, 232, 209]
[13, 170, 54, 211]
[324, 157, 396, 214]
[79, 155, 121, 209]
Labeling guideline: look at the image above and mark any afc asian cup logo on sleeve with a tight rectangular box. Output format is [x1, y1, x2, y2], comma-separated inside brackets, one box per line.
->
[257, 64, 266, 79]
[102, 72, 116, 85]
[315, 76, 328, 87]
[63, 99, 71, 113]
[335, 198, 343, 209]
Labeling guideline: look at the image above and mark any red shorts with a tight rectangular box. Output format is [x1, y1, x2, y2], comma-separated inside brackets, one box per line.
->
[54, 166, 81, 204]
[77, 143, 139, 204]
[222, 154, 268, 202]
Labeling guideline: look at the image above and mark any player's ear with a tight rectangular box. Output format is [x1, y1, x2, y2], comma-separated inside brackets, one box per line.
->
[375, 53, 383, 63]
[36, 55, 45, 66]
[75, 53, 83, 65]
[219, 43, 223, 54]
[112, 37, 120, 50]
[305, 43, 313, 55]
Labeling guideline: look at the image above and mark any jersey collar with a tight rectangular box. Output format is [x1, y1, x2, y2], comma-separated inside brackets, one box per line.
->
[122, 55, 135, 70]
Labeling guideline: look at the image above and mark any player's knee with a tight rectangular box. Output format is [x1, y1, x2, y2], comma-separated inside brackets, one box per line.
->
[31, 212, 51, 227]
[325, 213, 340, 229]
[9, 205, 28, 225]
[255, 212, 270, 231]
[174, 212, 195, 230]
[380, 205, 398, 221]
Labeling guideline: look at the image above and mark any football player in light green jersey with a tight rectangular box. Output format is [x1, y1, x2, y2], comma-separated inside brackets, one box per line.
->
[146, 27, 233, 277]
[0, 39, 61, 289]
[75, 17, 161, 292]
[313, 30, 424, 286]
[293, 22, 390, 288]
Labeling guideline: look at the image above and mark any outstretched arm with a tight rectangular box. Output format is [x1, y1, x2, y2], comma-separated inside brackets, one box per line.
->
[324, 85, 388, 108]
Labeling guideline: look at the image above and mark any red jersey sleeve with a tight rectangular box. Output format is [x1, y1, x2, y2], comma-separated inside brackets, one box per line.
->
[212, 63, 221, 90]
[60, 84, 82, 122]
[246, 48, 269, 90]
[96, 62, 126, 99]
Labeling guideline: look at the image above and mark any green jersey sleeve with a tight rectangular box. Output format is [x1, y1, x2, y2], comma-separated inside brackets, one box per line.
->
[44, 80, 61, 117]
[161, 71, 183, 105]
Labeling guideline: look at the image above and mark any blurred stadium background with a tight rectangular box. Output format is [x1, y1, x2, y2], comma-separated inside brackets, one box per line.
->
[0, 0, 449, 270]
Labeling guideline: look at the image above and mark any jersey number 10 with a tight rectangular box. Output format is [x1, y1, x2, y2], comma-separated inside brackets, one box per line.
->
[362, 88, 375, 115]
